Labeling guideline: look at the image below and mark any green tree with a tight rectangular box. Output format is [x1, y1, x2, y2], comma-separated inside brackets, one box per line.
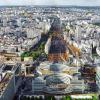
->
[66, 96, 71, 100]
[92, 96, 97, 100]
[31, 96, 34, 100]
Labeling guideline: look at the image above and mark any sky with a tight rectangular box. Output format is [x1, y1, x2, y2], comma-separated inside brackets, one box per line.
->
[0, 0, 100, 6]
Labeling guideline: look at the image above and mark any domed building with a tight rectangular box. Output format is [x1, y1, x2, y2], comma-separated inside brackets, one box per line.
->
[43, 73, 72, 94]
[32, 62, 74, 94]
[32, 62, 86, 94]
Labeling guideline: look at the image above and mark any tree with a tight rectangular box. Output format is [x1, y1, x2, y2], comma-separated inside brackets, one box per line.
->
[99, 95, 100, 100]
[66, 96, 71, 100]
[52, 96, 56, 100]
[34, 97, 39, 100]
[31, 96, 34, 100]
[39, 96, 43, 100]
[92, 96, 97, 100]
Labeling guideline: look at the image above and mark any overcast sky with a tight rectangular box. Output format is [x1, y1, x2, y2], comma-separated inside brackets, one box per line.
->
[0, 0, 100, 6]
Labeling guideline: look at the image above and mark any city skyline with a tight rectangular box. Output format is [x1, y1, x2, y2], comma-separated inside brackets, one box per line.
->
[0, 5, 100, 100]
[0, 0, 100, 6]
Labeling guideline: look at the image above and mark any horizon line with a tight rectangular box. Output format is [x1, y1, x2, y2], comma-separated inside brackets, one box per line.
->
[0, 5, 100, 7]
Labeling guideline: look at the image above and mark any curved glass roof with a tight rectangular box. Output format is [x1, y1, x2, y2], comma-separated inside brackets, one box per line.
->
[46, 73, 72, 85]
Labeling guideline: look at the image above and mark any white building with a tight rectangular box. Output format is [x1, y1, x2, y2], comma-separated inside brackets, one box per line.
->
[45, 38, 51, 54]
[26, 28, 41, 39]
[96, 65, 100, 92]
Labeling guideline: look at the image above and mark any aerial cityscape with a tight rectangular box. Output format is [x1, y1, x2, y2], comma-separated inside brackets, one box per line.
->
[0, 5, 100, 100]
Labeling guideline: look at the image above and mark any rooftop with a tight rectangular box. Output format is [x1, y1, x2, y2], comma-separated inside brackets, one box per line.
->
[0, 73, 13, 97]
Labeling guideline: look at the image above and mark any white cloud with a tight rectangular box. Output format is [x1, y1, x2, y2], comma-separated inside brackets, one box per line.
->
[0, 0, 100, 6]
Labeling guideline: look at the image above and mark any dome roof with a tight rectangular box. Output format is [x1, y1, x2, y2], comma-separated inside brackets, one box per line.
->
[49, 63, 68, 72]
[39, 63, 69, 72]
[45, 73, 72, 85]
